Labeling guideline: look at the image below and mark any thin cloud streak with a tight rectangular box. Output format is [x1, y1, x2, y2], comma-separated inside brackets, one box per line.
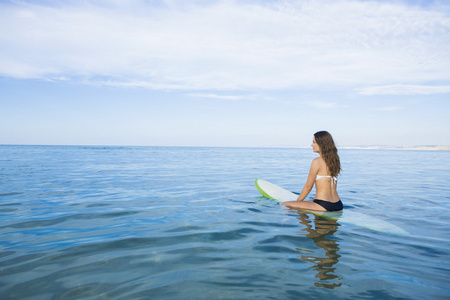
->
[0, 0, 449, 92]
[357, 85, 450, 96]
[304, 100, 339, 109]
[187, 93, 258, 101]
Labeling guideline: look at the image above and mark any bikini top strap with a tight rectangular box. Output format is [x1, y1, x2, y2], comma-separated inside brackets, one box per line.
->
[316, 174, 338, 188]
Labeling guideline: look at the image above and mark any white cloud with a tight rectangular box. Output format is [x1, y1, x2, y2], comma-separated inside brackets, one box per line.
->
[0, 0, 449, 91]
[357, 85, 450, 95]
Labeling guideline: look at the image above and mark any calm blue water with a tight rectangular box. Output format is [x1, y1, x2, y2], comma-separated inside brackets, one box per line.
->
[1, 145, 449, 299]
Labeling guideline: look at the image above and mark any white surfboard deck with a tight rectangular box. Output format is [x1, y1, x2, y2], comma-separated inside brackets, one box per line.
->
[255, 179, 409, 235]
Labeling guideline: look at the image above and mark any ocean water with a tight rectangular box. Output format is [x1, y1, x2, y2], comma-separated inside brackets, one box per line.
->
[0, 145, 449, 300]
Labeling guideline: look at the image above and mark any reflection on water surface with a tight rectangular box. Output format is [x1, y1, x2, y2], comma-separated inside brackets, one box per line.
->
[296, 211, 342, 289]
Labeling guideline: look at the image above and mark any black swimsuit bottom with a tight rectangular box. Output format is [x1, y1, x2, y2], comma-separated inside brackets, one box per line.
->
[313, 199, 343, 211]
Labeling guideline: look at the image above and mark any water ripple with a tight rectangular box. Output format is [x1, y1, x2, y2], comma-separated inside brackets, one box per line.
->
[1, 146, 449, 299]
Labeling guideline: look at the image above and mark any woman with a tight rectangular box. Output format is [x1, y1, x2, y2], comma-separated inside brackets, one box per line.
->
[283, 131, 343, 211]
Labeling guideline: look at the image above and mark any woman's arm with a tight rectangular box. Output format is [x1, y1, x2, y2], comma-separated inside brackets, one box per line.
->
[296, 158, 319, 201]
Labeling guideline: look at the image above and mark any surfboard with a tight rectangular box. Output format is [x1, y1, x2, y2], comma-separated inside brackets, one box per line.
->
[255, 179, 409, 235]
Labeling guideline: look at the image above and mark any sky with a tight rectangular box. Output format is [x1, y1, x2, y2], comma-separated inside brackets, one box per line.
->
[1, 0, 449, 148]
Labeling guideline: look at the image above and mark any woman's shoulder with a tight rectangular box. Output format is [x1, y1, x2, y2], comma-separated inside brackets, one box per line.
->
[312, 157, 327, 169]
[312, 156, 325, 164]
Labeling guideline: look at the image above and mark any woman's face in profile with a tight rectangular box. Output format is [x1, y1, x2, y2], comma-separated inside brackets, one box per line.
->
[312, 137, 320, 153]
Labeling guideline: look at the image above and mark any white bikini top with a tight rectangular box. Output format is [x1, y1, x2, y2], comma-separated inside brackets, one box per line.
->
[316, 174, 338, 187]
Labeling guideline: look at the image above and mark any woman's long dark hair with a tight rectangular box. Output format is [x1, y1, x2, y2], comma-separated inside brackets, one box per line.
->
[314, 131, 341, 177]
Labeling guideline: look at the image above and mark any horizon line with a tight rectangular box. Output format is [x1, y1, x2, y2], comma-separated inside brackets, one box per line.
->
[1, 144, 449, 151]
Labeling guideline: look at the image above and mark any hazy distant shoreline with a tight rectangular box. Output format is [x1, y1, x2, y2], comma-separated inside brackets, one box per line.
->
[340, 145, 450, 151]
